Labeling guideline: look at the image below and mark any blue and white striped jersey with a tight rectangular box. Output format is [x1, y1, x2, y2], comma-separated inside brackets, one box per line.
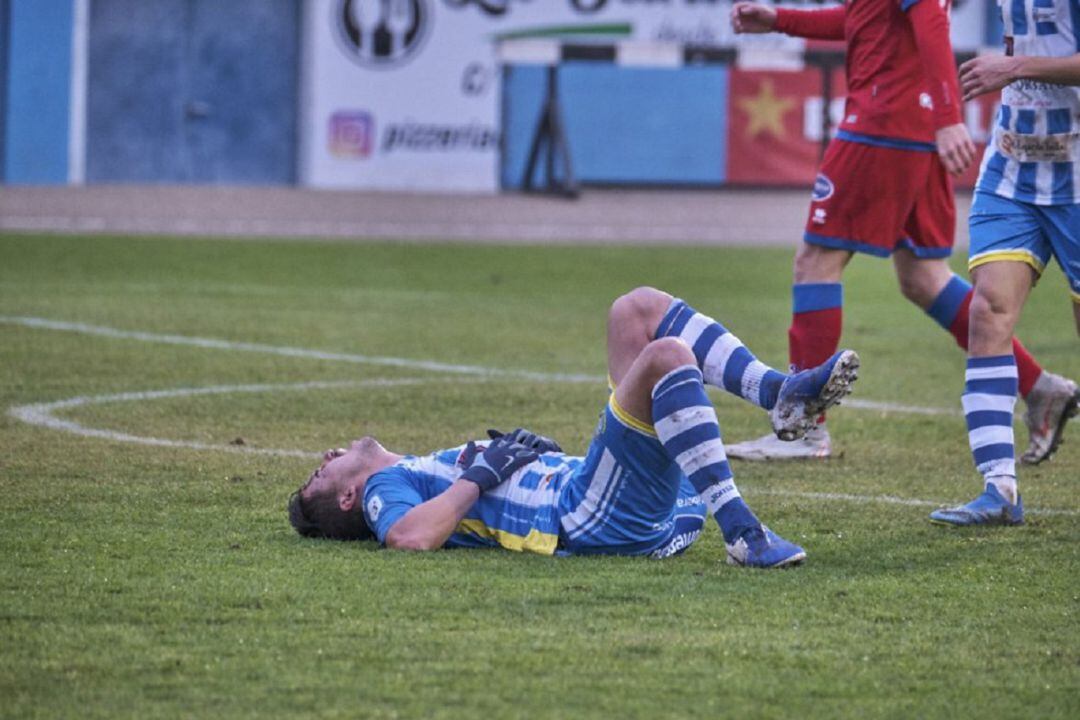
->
[361, 441, 705, 556]
[976, 0, 1080, 205]
[363, 444, 581, 555]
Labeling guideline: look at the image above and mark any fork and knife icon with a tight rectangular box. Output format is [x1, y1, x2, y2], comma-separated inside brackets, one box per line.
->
[345, 0, 421, 60]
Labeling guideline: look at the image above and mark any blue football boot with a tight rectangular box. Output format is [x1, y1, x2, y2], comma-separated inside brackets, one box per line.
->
[726, 526, 807, 568]
[771, 349, 860, 441]
[929, 483, 1025, 527]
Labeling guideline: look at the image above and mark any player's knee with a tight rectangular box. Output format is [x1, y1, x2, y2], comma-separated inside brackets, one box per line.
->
[896, 272, 935, 306]
[793, 243, 846, 283]
[969, 284, 1016, 336]
[641, 337, 696, 374]
[971, 283, 1008, 318]
[610, 287, 671, 332]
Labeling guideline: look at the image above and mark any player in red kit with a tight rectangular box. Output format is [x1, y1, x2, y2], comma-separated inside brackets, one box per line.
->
[726, 0, 1077, 463]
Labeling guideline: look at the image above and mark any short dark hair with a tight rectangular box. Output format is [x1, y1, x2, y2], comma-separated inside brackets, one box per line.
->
[288, 478, 373, 541]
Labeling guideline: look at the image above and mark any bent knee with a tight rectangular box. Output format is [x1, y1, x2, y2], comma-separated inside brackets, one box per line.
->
[610, 287, 673, 328]
[640, 337, 697, 372]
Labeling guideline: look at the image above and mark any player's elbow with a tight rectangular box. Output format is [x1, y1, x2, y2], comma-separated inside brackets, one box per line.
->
[384, 525, 439, 551]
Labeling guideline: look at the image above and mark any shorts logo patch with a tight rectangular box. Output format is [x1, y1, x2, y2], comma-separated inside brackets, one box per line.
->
[812, 174, 834, 202]
[813, 208, 827, 225]
[366, 494, 383, 522]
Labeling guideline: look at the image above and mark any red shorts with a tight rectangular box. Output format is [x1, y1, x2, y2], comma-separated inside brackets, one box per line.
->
[803, 138, 955, 258]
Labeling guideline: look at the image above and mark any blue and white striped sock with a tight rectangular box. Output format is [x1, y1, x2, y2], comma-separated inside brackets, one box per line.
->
[963, 355, 1018, 502]
[651, 365, 761, 543]
[655, 298, 787, 410]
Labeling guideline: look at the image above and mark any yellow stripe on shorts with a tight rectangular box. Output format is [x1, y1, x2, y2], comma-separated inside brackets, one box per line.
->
[968, 249, 1045, 275]
[609, 393, 657, 437]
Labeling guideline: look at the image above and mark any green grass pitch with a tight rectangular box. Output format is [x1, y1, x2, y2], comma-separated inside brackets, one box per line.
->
[1, 233, 1078, 719]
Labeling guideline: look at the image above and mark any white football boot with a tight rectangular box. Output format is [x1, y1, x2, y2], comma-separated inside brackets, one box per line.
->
[726, 423, 832, 462]
[1021, 371, 1080, 465]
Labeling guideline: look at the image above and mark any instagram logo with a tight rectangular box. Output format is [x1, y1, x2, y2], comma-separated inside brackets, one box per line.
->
[329, 111, 374, 158]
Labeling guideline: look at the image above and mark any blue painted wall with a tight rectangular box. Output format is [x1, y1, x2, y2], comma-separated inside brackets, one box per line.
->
[87, 0, 299, 184]
[502, 63, 728, 189]
[3, 0, 73, 184]
[0, 0, 9, 180]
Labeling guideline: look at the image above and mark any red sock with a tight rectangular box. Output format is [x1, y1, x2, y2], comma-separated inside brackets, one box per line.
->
[789, 307, 843, 372]
[948, 290, 1042, 397]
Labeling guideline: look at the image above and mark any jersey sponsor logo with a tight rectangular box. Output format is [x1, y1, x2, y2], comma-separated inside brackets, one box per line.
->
[1033, 6, 1057, 22]
[650, 515, 706, 559]
[998, 130, 1079, 163]
[366, 494, 384, 522]
[1011, 79, 1070, 92]
[812, 173, 834, 202]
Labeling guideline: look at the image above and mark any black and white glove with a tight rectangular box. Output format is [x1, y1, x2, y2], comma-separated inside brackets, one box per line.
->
[459, 437, 539, 492]
[486, 427, 563, 454]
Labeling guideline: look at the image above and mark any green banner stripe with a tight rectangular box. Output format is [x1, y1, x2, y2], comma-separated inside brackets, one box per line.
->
[493, 23, 633, 41]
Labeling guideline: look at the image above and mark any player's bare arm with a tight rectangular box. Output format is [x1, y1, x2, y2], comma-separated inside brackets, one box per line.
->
[960, 53, 1080, 101]
[384, 480, 481, 551]
[385, 436, 538, 551]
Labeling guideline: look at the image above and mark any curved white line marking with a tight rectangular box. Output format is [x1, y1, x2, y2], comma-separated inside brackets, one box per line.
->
[8, 379, 437, 459]
[7, 379, 1076, 517]
[1, 315, 961, 416]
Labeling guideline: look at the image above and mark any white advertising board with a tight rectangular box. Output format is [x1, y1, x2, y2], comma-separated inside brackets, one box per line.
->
[300, 0, 991, 193]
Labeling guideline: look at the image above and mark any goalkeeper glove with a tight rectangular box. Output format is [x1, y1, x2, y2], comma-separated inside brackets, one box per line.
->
[486, 427, 563, 454]
[459, 437, 539, 492]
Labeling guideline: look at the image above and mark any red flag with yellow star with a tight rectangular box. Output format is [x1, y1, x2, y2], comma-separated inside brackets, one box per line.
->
[726, 69, 843, 186]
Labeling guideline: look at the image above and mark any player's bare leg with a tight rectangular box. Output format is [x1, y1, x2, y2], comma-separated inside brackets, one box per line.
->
[894, 249, 1074, 463]
[891, 251, 953, 309]
[931, 261, 1035, 526]
[606, 287, 673, 388]
[792, 241, 852, 284]
[613, 338, 806, 568]
[612, 286, 857, 442]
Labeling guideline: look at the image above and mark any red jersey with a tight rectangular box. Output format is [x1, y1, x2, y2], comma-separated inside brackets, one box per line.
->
[775, 0, 962, 147]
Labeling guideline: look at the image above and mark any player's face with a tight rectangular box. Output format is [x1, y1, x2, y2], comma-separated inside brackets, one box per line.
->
[303, 436, 391, 500]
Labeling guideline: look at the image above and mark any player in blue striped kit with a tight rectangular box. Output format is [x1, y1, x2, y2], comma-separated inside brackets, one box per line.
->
[289, 287, 859, 568]
[929, 0, 1080, 526]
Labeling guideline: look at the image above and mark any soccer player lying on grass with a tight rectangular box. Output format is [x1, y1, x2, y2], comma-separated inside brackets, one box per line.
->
[289, 287, 859, 568]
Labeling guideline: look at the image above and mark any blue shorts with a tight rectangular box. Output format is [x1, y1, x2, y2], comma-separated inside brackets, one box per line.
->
[969, 191, 1080, 303]
[558, 397, 708, 558]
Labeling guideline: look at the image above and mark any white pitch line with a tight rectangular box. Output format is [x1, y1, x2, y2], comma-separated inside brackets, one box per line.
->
[0, 315, 961, 417]
[7, 379, 443, 459]
[747, 488, 1078, 518]
[7, 378, 1076, 518]
[0, 315, 600, 384]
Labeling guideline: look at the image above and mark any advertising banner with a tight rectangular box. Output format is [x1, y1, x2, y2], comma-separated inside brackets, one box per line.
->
[727, 67, 998, 190]
[300, 0, 994, 193]
[726, 67, 846, 186]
